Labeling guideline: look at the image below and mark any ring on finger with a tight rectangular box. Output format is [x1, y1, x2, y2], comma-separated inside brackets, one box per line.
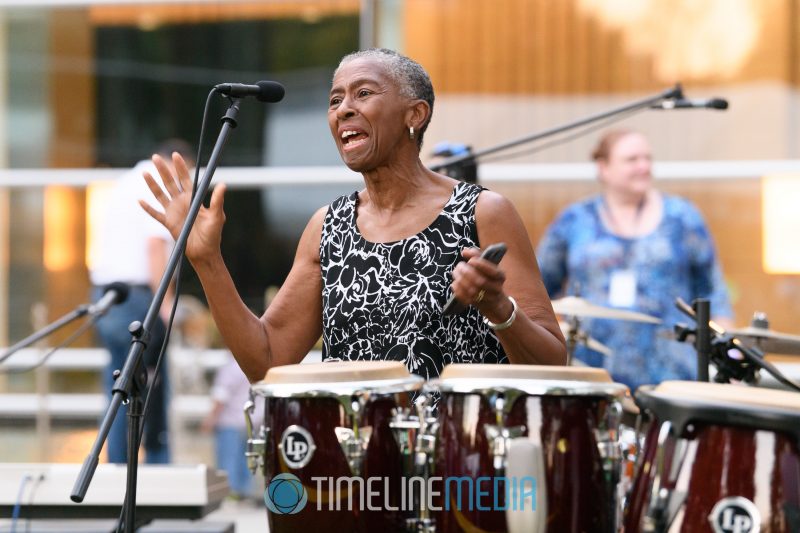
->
[474, 289, 486, 304]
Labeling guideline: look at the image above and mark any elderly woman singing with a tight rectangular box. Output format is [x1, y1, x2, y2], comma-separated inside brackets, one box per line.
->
[141, 48, 566, 383]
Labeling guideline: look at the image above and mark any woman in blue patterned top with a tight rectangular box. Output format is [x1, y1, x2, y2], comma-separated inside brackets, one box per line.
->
[536, 129, 732, 390]
[141, 49, 566, 383]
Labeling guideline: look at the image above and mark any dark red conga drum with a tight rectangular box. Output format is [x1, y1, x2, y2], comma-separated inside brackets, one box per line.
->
[431, 364, 629, 532]
[624, 381, 800, 532]
[249, 361, 423, 532]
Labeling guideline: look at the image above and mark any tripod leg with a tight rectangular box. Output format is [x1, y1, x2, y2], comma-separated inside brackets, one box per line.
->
[120, 366, 146, 532]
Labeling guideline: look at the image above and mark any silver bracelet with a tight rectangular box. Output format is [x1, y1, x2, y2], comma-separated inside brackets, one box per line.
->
[483, 296, 517, 331]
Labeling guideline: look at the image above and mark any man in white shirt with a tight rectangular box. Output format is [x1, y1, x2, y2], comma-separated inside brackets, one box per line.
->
[90, 139, 194, 464]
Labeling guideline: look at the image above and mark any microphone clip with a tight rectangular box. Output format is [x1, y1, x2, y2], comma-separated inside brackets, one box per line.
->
[709, 335, 760, 384]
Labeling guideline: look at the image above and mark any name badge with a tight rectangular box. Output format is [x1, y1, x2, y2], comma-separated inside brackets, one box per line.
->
[609, 270, 637, 308]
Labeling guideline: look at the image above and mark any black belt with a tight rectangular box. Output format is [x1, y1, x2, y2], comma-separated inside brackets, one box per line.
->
[95, 283, 151, 291]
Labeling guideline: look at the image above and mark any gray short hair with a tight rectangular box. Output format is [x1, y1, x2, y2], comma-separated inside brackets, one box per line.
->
[335, 48, 435, 150]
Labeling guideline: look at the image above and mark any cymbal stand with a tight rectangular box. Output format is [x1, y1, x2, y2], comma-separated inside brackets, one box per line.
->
[694, 299, 711, 382]
[563, 315, 585, 366]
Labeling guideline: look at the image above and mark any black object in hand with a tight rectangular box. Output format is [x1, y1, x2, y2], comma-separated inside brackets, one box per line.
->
[442, 243, 508, 316]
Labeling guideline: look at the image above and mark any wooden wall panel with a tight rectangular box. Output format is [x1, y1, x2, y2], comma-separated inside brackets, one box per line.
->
[404, 0, 799, 94]
[791, 0, 800, 86]
[89, 1, 359, 26]
[47, 11, 93, 345]
[49, 10, 95, 168]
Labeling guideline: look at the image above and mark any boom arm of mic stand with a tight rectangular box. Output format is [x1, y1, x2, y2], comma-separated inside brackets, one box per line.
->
[429, 84, 684, 172]
[729, 337, 800, 392]
[70, 96, 244, 531]
[0, 304, 90, 365]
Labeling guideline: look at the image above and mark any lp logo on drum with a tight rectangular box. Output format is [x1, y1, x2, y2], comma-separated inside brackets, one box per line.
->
[279, 425, 316, 469]
[264, 473, 308, 515]
[709, 497, 760, 533]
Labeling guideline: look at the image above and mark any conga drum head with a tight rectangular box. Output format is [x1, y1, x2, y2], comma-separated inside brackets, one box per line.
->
[252, 361, 423, 397]
[433, 363, 628, 396]
[636, 380, 800, 437]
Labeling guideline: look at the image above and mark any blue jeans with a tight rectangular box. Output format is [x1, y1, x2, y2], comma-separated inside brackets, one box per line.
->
[93, 285, 171, 464]
[215, 427, 252, 497]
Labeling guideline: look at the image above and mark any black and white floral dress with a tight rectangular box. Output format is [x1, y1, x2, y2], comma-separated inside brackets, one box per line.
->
[319, 181, 507, 382]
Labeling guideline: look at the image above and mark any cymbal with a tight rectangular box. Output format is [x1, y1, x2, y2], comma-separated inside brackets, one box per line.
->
[728, 326, 800, 355]
[551, 296, 661, 324]
[559, 322, 613, 357]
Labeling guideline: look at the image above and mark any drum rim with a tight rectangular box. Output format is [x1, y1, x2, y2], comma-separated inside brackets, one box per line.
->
[636, 383, 800, 439]
[260, 360, 412, 384]
[426, 377, 628, 397]
[251, 375, 424, 398]
[439, 363, 615, 383]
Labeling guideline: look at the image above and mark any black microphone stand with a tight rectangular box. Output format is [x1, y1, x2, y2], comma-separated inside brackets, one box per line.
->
[70, 95, 244, 532]
[429, 84, 684, 175]
[0, 304, 91, 365]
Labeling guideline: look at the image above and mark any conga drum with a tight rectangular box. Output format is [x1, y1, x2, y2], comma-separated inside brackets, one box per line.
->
[624, 381, 800, 532]
[248, 361, 423, 532]
[430, 364, 629, 533]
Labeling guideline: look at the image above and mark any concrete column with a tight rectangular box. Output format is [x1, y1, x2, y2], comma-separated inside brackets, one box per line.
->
[0, 11, 9, 393]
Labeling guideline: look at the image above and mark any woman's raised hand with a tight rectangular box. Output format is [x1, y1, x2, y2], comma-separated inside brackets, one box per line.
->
[140, 152, 227, 263]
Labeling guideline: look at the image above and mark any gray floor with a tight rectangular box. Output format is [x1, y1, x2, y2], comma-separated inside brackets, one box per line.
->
[205, 499, 268, 532]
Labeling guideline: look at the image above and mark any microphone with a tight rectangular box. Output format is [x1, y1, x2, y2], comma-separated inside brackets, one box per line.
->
[214, 81, 285, 103]
[89, 282, 130, 317]
[651, 98, 729, 110]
